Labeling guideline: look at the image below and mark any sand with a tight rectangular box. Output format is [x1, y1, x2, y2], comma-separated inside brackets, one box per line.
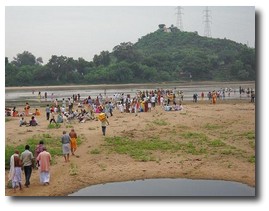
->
[5, 99, 255, 196]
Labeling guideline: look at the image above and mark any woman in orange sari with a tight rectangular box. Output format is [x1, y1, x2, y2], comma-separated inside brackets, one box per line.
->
[212, 91, 217, 104]
[69, 128, 78, 156]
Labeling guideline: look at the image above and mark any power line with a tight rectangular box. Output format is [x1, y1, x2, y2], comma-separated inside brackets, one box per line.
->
[176, 6, 184, 31]
[203, 6, 212, 37]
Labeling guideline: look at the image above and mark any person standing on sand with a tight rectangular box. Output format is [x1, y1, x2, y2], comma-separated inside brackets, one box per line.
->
[212, 91, 217, 104]
[61, 131, 71, 162]
[24, 102, 30, 116]
[45, 104, 50, 121]
[36, 147, 51, 186]
[35, 141, 45, 157]
[20, 145, 34, 188]
[38, 91, 41, 103]
[35, 140, 45, 167]
[69, 128, 78, 156]
[44, 92, 47, 101]
[9, 150, 22, 192]
[201, 92, 204, 101]
[49, 114, 57, 124]
[99, 112, 109, 136]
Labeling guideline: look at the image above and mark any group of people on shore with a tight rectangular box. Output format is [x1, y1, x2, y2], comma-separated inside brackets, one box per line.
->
[8, 127, 79, 192]
[8, 141, 50, 192]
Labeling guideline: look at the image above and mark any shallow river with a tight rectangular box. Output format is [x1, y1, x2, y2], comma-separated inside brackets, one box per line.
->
[5, 81, 255, 106]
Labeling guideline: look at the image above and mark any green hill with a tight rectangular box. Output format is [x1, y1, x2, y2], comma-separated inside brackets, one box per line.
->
[133, 28, 255, 81]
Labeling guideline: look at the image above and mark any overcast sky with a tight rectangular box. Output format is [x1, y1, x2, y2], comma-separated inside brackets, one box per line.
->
[5, 6, 255, 64]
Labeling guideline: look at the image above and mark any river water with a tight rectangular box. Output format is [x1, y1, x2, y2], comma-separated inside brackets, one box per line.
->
[5, 81, 255, 106]
[69, 178, 255, 196]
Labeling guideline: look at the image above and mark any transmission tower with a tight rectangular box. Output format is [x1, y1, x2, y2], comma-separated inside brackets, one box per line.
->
[176, 6, 184, 31]
[203, 6, 212, 37]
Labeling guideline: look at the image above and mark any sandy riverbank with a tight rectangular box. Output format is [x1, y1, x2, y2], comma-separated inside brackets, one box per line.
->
[5, 99, 255, 196]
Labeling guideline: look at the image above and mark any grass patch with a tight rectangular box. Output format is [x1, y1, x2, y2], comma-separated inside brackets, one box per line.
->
[47, 123, 61, 129]
[101, 128, 254, 162]
[5, 118, 11, 122]
[204, 123, 221, 130]
[209, 139, 226, 147]
[76, 136, 83, 145]
[181, 142, 208, 155]
[69, 162, 78, 176]
[65, 124, 74, 128]
[181, 132, 208, 143]
[243, 131, 255, 140]
[104, 136, 181, 161]
[184, 142, 198, 154]
[221, 149, 233, 155]
[152, 119, 169, 126]
[248, 155, 255, 163]
[249, 140, 255, 149]
[90, 149, 101, 154]
[98, 163, 107, 171]
[103, 133, 212, 159]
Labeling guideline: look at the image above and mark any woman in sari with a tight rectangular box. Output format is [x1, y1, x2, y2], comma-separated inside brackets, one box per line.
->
[69, 128, 78, 156]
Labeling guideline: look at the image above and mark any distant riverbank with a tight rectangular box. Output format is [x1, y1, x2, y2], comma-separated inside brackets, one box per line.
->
[5, 81, 255, 90]
[5, 81, 255, 107]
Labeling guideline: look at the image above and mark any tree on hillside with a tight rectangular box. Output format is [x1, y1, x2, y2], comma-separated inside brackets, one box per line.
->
[36, 57, 43, 65]
[180, 51, 211, 80]
[11, 51, 37, 67]
[112, 42, 141, 62]
[93, 51, 111, 67]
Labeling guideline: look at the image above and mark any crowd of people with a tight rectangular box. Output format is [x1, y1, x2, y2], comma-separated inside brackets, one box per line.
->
[6, 86, 255, 192]
[5, 86, 255, 119]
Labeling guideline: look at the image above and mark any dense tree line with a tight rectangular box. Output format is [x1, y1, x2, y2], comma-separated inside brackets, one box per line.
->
[5, 28, 255, 86]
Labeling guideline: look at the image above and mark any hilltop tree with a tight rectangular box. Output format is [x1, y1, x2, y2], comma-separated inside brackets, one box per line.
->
[93, 51, 111, 67]
[11, 51, 37, 67]
[112, 42, 141, 62]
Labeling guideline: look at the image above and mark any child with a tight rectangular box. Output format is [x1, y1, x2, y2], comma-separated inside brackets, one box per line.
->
[19, 117, 27, 126]
[29, 116, 38, 126]
[34, 108, 41, 116]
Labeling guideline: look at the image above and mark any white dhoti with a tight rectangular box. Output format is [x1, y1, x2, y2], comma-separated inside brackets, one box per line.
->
[12, 167, 22, 188]
[39, 171, 50, 184]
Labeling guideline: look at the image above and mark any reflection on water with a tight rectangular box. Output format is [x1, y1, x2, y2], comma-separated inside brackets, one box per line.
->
[69, 178, 255, 196]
